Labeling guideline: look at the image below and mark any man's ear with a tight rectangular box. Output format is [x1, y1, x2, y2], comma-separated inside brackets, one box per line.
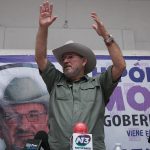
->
[82, 57, 88, 67]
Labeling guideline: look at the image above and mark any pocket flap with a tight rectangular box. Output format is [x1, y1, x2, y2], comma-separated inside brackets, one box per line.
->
[80, 81, 100, 90]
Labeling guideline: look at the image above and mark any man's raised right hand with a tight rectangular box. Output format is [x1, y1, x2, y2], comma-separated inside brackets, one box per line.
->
[39, 0, 57, 28]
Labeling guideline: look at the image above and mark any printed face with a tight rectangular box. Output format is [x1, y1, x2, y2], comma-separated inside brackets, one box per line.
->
[3, 103, 48, 149]
[61, 52, 87, 80]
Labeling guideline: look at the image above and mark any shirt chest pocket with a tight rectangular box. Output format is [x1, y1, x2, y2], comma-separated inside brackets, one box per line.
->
[80, 82, 100, 102]
[55, 85, 72, 101]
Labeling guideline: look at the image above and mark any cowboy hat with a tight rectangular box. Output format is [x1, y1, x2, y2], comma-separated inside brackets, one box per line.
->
[1, 77, 49, 108]
[52, 41, 96, 74]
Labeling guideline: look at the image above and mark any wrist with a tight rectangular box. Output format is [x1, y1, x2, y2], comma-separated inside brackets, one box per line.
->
[102, 33, 110, 40]
[103, 34, 115, 46]
[39, 25, 49, 32]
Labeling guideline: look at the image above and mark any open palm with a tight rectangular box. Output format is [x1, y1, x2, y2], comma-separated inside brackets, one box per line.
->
[39, 1, 57, 27]
[91, 12, 108, 38]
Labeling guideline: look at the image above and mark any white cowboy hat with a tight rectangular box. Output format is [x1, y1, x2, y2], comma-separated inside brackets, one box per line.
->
[2, 77, 49, 109]
[52, 41, 96, 74]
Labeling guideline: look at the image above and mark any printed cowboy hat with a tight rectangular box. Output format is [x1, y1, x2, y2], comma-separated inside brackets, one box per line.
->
[52, 41, 96, 74]
[1, 77, 49, 108]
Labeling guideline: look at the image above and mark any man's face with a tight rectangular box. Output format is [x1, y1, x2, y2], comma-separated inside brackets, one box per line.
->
[4, 103, 48, 149]
[61, 52, 87, 80]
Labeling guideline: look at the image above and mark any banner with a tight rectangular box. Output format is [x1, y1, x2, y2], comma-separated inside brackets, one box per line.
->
[101, 56, 150, 150]
[0, 54, 149, 150]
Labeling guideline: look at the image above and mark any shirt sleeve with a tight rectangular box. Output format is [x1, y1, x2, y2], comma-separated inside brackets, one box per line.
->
[40, 61, 63, 93]
[99, 65, 120, 105]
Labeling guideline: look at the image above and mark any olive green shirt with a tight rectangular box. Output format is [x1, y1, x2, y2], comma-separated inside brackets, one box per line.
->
[40, 61, 119, 150]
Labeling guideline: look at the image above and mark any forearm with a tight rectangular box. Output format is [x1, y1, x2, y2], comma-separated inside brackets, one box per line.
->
[35, 26, 48, 71]
[104, 37, 126, 81]
[35, 1, 57, 71]
[91, 12, 126, 80]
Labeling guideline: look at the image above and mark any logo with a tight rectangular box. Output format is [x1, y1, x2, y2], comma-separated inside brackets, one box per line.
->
[25, 143, 38, 150]
[75, 134, 91, 146]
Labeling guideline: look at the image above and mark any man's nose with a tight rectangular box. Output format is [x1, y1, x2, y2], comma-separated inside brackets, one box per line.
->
[17, 115, 32, 130]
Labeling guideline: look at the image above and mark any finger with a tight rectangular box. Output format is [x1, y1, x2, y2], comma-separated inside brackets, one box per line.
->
[51, 16, 58, 23]
[49, 3, 53, 18]
[41, 5, 46, 14]
[45, 1, 50, 10]
[92, 16, 103, 27]
[91, 12, 101, 22]
[91, 12, 98, 18]
[42, 1, 49, 13]
[43, 0, 48, 7]
[45, 1, 50, 12]
[92, 24, 97, 30]
[43, 1, 49, 12]
[91, 14, 99, 21]
[40, 5, 43, 14]
[91, 15, 98, 22]
[41, 3, 46, 12]
[92, 18, 100, 26]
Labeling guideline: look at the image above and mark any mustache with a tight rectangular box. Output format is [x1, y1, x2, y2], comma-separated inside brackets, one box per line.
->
[63, 64, 72, 68]
[15, 129, 34, 136]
